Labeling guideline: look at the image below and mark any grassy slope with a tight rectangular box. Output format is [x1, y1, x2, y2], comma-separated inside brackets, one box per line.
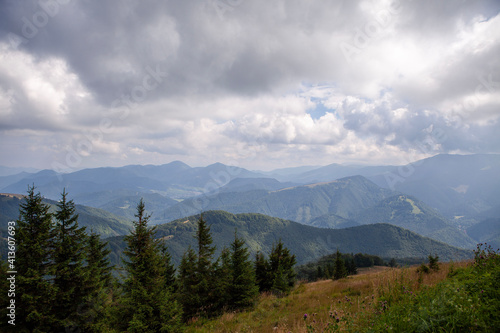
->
[186, 255, 499, 332]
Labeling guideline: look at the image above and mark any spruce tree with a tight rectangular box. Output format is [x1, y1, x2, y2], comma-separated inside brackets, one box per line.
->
[51, 189, 89, 331]
[86, 231, 113, 294]
[177, 247, 199, 320]
[81, 230, 114, 332]
[161, 244, 177, 292]
[194, 214, 217, 315]
[333, 249, 348, 280]
[212, 247, 232, 313]
[16, 185, 56, 332]
[428, 254, 440, 271]
[255, 251, 271, 292]
[178, 214, 219, 319]
[121, 199, 182, 332]
[268, 240, 297, 295]
[229, 232, 258, 310]
[347, 258, 357, 275]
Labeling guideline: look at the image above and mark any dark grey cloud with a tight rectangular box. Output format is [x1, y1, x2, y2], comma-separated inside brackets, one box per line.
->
[0, 0, 499, 170]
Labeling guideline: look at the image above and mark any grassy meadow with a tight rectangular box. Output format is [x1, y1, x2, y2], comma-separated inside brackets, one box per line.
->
[186, 244, 499, 332]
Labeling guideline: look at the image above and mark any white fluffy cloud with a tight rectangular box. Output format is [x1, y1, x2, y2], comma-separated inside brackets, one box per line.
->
[0, 0, 499, 171]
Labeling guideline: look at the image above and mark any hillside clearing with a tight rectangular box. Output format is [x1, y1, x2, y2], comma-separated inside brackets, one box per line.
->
[186, 261, 474, 332]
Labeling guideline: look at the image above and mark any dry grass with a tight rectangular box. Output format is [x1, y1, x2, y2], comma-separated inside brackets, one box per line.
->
[185, 261, 470, 333]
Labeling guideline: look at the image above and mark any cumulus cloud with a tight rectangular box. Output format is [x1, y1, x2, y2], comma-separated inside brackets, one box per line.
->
[0, 0, 499, 170]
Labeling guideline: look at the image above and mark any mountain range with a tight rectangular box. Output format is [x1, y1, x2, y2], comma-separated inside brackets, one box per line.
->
[1, 153, 498, 252]
[104, 211, 472, 267]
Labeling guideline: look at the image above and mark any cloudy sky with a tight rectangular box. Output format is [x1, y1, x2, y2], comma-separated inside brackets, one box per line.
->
[1, 0, 499, 172]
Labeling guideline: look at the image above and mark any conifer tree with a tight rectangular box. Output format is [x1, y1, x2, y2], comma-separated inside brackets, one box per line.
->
[177, 247, 199, 320]
[229, 232, 258, 310]
[81, 230, 114, 332]
[428, 254, 440, 271]
[316, 266, 323, 280]
[51, 189, 89, 331]
[255, 251, 271, 292]
[347, 258, 357, 275]
[16, 185, 56, 332]
[333, 249, 348, 280]
[121, 199, 182, 332]
[212, 247, 232, 313]
[161, 244, 177, 292]
[195, 214, 217, 314]
[268, 239, 296, 294]
[86, 231, 113, 294]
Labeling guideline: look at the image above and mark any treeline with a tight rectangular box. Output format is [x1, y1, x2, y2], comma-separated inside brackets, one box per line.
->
[0, 187, 296, 332]
[296, 251, 392, 282]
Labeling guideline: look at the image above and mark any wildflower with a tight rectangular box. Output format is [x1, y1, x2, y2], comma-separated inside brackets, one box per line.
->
[304, 313, 308, 320]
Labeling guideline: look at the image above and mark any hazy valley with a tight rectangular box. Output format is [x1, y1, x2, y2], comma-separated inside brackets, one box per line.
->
[1, 154, 499, 263]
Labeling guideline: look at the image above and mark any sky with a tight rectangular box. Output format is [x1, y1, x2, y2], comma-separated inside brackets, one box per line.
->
[0, 0, 499, 172]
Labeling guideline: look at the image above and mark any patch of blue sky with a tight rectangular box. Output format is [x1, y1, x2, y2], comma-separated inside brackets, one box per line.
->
[307, 99, 337, 120]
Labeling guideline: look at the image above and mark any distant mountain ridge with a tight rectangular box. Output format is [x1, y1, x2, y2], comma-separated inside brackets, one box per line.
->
[1, 154, 498, 247]
[158, 175, 394, 224]
[0, 161, 263, 201]
[355, 195, 476, 249]
[105, 211, 473, 267]
[367, 154, 500, 219]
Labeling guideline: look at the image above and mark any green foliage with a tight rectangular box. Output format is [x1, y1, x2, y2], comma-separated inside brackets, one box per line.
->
[177, 247, 199, 319]
[428, 254, 440, 271]
[416, 263, 430, 275]
[212, 247, 233, 312]
[178, 215, 218, 319]
[255, 241, 297, 296]
[161, 245, 177, 292]
[105, 210, 472, 270]
[296, 252, 385, 281]
[51, 189, 90, 331]
[333, 249, 348, 280]
[369, 245, 500, 332]
[0, 193, 132, 238]
[228, 232, 259, 310]
[120, 199, 183, 332]
[179, 219, 260, 320]
[255, 251, 271, 292]
[16, 185, 57, 332]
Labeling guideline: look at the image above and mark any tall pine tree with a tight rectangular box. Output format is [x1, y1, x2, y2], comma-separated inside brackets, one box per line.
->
[16, 185, 56, 332]
[80, 230, 114, 332]
[178, 214, 219, 319]
[177, 247, 199, 320]
[255, 240, 296, 295]
[229, 231, 258, 310]
[51, 189, 89, 331]
[121, 199, 182, 332]
[255, 251, 271, 292]
[212, 247, 232, 313]
[333, 249, 348, 280]
[269, 239, 297, 295]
